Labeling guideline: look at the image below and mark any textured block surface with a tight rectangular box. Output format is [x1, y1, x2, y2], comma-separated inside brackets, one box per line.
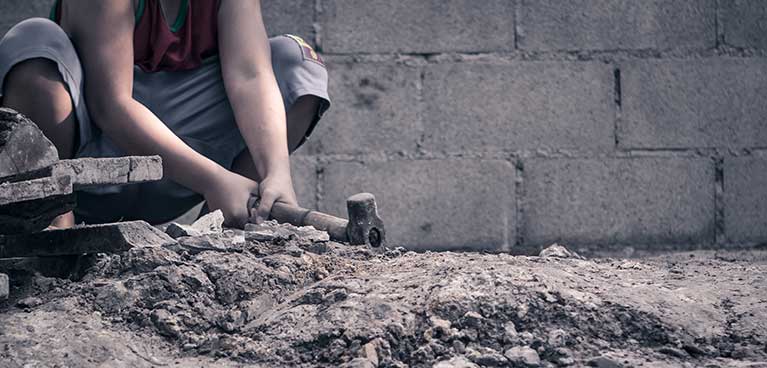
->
[620, 58, 767, 149]
[320, 159, 516, 251]
[290, 155, 317, 209]
[302, 62, 422, 154]
[319, 0, 515, 53]
[724, 156, 767, 244]
[0, 0, 52, 37]
[518, 0, 716, 51]
[423, 62, 615, 152]
[522, 158, 715, 249]
[721, 0, 767, 49]
[261, 0, 315, 42]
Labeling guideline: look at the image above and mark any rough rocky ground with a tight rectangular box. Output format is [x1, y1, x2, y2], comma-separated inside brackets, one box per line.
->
[0, 221, 765, 368]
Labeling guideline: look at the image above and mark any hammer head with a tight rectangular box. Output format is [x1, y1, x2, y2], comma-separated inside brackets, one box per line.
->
[345, 193, 386, 248]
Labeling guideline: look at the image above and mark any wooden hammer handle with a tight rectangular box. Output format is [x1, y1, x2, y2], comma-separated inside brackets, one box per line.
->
[270, 202, 348, 242]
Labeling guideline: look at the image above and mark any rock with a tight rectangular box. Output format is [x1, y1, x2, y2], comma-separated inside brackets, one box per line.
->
[16, 296, 43, 309]
[503, 321, 518, 341]
[360, 340, 380, 367]
[191, 210, 224, 234]
[504, 346, 540, 367]
[548, 329, 568, 347]
[461, 311, 485, 327]
[150, 308, 182, 338]
[0, 273, 8, 299]
[244, 220, 330, 243]
[171, 235, 232, 254]
[51, 156, 162, 188]
[0, 221, 176, 258]
[470, 352, 508, 366]
[539, 243, 584, 260]
[341, 358, 376, 368]
[165, 222, 202, 239]
[433, 356, 479, 368]
[587, 356, 622, 368]
[658, 346, 689, 358]
[0, 108, 58, 182]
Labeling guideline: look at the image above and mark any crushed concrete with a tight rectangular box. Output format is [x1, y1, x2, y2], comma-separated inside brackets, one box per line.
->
[0, 224, 766, 367]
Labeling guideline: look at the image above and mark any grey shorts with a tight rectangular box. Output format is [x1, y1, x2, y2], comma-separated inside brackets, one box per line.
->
[0, 18, 330, 224]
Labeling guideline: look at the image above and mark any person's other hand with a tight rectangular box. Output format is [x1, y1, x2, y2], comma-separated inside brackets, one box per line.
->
[251, 170, 298, 224]
[203, 170, 260, 228]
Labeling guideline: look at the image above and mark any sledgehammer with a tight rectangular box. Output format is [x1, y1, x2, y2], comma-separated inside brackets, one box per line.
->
[249, 193, 386, 248]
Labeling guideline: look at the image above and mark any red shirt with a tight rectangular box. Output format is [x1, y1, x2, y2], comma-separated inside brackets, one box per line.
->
[52, 0, 220, 73]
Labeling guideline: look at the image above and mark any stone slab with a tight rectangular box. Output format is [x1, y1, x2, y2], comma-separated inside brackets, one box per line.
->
[0, 174, 71, 206]
[620, 58, 767, 149]
[319, 0, 515, 53]
[0, 221, 176, 258]
[724, 156, 767, 244]
[319, 159, 515, 251]
[518, 0, 716, 51]
[423, 62, 614, 152]
[521, 157, 715, 250]
[721, 0, 767, 49]
[53, 156, 163, 188]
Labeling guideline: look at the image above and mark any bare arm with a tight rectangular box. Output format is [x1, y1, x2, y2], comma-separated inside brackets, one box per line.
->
[218, 0, 297, 222]
[63, 0, 258, 226]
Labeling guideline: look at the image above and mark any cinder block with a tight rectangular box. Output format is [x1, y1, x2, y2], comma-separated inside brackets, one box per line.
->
[261, 0, 315, 43]
[290, 155, 317, 209]
[422, 62, 614, 152]
[620, 58, 767, 149]
[724, 156, 767, 244]
[319, 0, 515, 53]
[518, 0, 716, 51]
[301, 62, 422, 155]
[521, 157, 715, 249]
[0, 0, 52, 37]
[319, 159, 516, 251]
[722, 0, 767, 49]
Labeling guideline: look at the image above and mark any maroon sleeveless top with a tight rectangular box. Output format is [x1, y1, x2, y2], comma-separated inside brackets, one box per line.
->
[52, 0, 220, 73]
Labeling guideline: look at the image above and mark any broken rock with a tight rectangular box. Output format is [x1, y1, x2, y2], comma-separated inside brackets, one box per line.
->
[191, 210, 224, 234]
[0, 272, 8, 299]
[539, 243, 585, 260]
[504, 346, 541, 367]
[165, 222, 202, 239]
[0, 108, 58, 181]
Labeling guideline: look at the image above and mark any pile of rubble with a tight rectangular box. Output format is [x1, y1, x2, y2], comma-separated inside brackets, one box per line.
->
[2, 212, 766, 367]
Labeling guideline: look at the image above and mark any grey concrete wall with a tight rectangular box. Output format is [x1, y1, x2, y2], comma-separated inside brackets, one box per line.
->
[3, 1, 767, 254]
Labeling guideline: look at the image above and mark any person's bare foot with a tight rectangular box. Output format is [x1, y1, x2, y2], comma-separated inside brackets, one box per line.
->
[46, 211, 75, 230]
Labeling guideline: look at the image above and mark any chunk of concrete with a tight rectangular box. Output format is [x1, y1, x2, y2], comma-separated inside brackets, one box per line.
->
[52, 156, 163, 188]
[0, 272, 8, 299]
[0, 174, 72, 206]
[190, 210, 224, 234]
[539, 244, 585, 260]
[0, 221, 176, 258]
[244, 220, 330, 243]
[0, 108, 59, 182]
[165, 223, 202, 239]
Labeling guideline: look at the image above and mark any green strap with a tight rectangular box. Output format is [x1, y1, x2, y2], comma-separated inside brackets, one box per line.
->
[135, 0, 146, 24]
[169, 0, 189, 33]
[49, 0, 59, 21]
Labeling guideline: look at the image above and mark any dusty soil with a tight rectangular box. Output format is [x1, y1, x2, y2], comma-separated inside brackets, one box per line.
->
[0, 224, 765, 368]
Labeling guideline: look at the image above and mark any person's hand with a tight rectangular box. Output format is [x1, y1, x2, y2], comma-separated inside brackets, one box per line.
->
[251, 170, 298, 224]
[203, 170, 260, 228]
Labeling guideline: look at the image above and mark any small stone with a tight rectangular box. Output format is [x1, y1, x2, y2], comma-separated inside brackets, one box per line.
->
[191, 210, 224, 234]
[471, 352, 508, 366]
[150, 308, 182, 338]
[453, 340, 466, 354]
[0, 273, 8, 299]
[461, 311, 485, 327]
[548, 329, 568, 347]
[433, 356, 479, 368]
[341, 358, 375, 368]
[245, 229, 277, 242]
[165, 223, 201, 239]
[539, 243, 584, 259]
[360, 340, 379, 367]
[587, 356, 622, 368]
[504, 346, 540, 367]
[16, 296, 43, 308]
[659, 346, 689, 358]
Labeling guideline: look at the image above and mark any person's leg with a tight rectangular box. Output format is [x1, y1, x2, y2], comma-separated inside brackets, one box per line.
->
[0, 18, 92, 228]
[231, 95, 322, 181]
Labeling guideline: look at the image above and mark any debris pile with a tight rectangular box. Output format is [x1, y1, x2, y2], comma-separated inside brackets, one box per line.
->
[1, 218, 765, 367]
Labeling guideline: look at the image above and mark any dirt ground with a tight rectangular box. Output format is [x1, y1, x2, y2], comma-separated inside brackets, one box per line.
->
[0, 223, 765, 368]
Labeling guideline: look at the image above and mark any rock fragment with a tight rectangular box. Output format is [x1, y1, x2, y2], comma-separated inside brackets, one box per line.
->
[165, 223, 202, 239]
[0, 108, 58, 181]
[191, 210, 224, 234]
[244, 220, 330, 243]
[433, 356, 479, 368]
[504, 346, 540, 367]
[0, 272, 8, 299]
[539, 243, 585, 260]
[587, 356, 622, 368]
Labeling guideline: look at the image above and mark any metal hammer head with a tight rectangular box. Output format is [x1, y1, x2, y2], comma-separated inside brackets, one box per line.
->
[345, 193, 386, 248]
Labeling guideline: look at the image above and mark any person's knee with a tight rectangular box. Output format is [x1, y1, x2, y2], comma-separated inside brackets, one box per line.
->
[2, 18, 67, 45]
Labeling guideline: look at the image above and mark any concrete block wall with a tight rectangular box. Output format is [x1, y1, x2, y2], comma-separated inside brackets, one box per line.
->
[2, 1, 766, 254]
